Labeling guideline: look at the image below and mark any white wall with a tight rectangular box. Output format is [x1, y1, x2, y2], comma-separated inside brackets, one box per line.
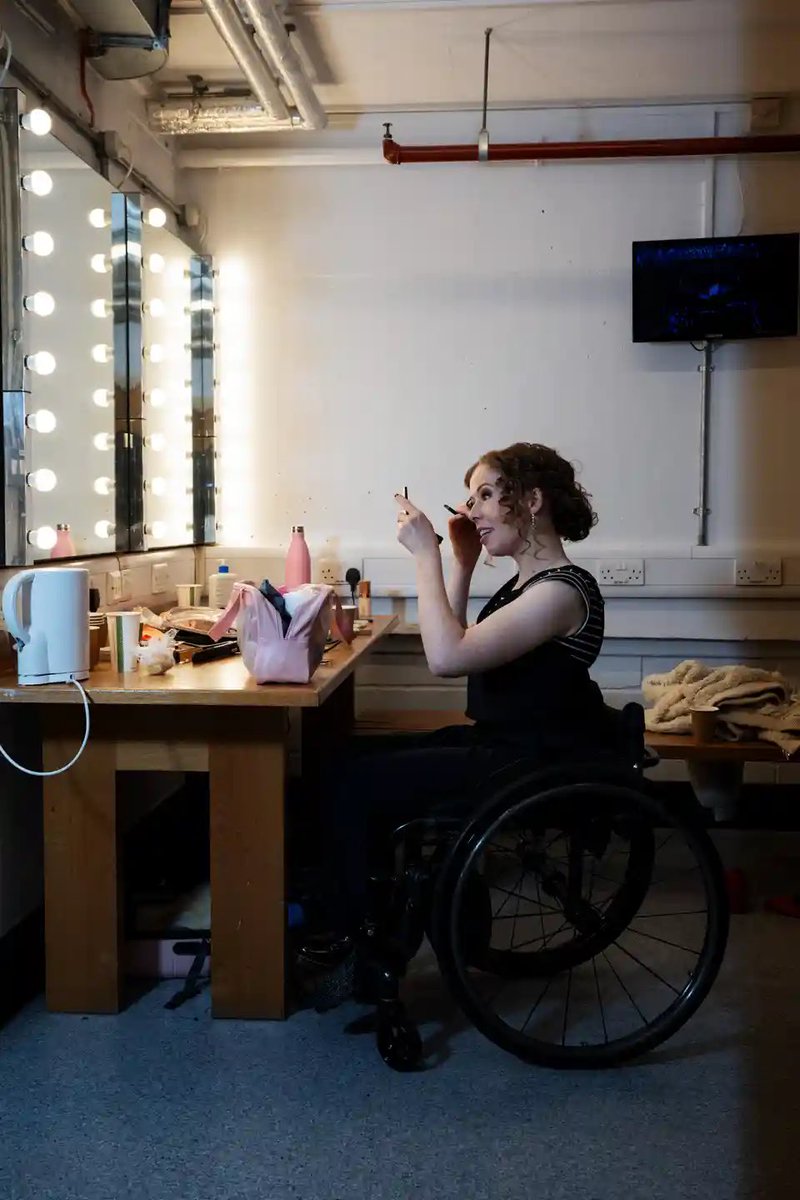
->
[191, 104, 800, 577]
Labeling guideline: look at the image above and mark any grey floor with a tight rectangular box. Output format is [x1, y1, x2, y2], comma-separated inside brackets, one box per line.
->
[2, 833, 799, 1200]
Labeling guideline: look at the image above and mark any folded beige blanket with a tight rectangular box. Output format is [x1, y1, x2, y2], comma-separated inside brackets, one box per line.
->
[642, 659, 800, 758]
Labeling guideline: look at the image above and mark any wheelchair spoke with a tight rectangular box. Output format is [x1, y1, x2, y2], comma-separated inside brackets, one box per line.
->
[519, 975, 556, 1034]
[611, 939, 681, 995]
[602, 950, 648, 1025]
[592, 955, 609, 1044]
[626, 927, 701, 956]
[491, 873, 526, 918]
[632, 909, 707, 919]
[561, 968, 573, 1046]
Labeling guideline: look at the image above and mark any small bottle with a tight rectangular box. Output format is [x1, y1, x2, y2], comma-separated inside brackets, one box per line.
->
[51, 523, 75, 558]
[285, 525, 311, 589]
[208, 561, 238, 608]
[358, 580, 371, 619]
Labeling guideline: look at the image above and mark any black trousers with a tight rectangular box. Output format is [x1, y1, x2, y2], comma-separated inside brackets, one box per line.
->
[321, 725, 533, 934]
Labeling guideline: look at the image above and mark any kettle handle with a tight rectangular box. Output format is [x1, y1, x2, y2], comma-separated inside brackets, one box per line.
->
[2, 570, 36, 647]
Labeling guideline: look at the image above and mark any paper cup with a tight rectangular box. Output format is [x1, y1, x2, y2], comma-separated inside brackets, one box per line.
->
[691, 705, 719, 742]
[334, 604, 357, 643]
[176, 583, 203, 607]
[107, 612, 142, 673]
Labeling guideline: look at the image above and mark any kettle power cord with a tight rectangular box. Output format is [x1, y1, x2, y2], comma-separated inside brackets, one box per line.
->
[0, 677, 91, 777]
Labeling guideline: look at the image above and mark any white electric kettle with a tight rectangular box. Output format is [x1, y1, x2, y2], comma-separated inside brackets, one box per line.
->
[2, 568, 90, 685]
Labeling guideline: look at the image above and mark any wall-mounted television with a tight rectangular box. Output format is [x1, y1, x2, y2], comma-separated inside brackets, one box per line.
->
[632, 233, 799, 343]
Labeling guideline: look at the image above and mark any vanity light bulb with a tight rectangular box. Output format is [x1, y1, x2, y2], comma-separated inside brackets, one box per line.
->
[25, 351, 56, 376]
[146, 388, 165, 408]
[28, 526, 58, 551]
[145, 521, 167, 538]
[89, 208, 109, 229]
[23, 230, 54, 257]
[92, 388, 111, 409]
[144, 298, 165, 318]
[93, 432, 112, 451]
[27, 468, 57, 493]
[94, 476, 113, 496]
[26, 409, 57, 434]
[20, 108, 52, 136]
[95, 520, 115, 539]
[144, 344, 164, 363]
[22, 169, 53, 196]
[145, 207, 167, 228]
[147, 253, 165, 274]
[91, 253, 109, 274]
[91, 344, 112, 364]
[146, 433, 166, 452]
[149, 477, 167, 496]
[23, 291, 55, 316]
[90, 299, 110, 319]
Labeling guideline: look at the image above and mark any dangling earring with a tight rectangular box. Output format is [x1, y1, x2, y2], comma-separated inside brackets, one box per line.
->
[531, 513, 537, 534]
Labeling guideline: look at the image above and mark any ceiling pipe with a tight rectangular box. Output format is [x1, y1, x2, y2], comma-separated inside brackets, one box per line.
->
[149, 96, 300, 135]
[200, 0, 290, 122]
[238, 0, 327, 130]
[383, 131, 800, 165]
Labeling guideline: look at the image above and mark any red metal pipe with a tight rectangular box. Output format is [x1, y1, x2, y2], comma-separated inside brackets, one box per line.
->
[382, 133, 800, 165]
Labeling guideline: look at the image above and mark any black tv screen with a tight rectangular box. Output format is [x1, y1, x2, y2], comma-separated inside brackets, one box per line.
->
[632, 233, 799, 342]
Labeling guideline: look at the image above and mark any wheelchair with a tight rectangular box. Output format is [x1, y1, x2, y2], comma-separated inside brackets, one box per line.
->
[350, 704, 730, 1072]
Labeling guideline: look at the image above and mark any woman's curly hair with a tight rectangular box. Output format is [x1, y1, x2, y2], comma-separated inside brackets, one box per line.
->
[464, 442, 597, 543]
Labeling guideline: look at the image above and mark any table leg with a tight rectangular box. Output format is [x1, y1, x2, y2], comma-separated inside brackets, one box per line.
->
[41, 707, 121, 1013]
[209, 707, 289, 1019]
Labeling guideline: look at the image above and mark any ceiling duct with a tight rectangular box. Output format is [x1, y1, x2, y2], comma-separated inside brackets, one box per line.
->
[66, 0, 170, 80]
[199, 0, 290, 122]
[149, 94, 299, 134]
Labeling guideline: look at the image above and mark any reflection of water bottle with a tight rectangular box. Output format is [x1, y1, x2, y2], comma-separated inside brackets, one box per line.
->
[285, 525, 311, 589]
[51, 524, 75, 558]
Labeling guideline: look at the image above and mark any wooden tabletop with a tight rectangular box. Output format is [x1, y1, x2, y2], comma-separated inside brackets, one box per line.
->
[0, 615, 398, 708]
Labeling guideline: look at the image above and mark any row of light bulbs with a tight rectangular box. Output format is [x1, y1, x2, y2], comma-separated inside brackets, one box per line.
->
[20, 106, 186, 549]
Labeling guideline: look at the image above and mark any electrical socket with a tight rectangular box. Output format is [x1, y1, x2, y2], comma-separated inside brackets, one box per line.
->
[109, 569, 131, 602]
[597, 559, 645, 586]
[151, 562, 169, 594]
[318, 561, 341, 585]
[735, 558, 782, 586]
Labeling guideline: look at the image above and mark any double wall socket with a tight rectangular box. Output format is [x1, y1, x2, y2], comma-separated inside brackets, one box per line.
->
[597, 559, 645, 586]
[735, 558, 782, 586]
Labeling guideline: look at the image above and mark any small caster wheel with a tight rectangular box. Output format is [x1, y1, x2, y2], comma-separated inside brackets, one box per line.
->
[376, 1002, 423, 1072]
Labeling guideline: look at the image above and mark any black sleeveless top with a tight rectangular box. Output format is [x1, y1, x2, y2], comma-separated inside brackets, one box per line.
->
[466, 564, 606, 750]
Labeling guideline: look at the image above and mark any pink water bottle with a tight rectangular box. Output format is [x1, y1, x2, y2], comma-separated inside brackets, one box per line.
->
[51, 523, 76, 558]
[285, 525, 311, 589]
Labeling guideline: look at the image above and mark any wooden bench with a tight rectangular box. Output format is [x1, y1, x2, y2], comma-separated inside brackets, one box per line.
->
[355, 709, 788, 818]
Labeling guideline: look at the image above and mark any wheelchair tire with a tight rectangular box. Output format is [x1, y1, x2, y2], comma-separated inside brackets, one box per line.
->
[432, 778, 729, 1069]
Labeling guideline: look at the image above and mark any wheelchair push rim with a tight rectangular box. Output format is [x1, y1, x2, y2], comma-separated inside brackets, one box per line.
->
[433, 780, 729, 1069]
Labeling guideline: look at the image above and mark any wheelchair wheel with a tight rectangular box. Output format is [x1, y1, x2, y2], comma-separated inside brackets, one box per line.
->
[432, 779, 729, 1069]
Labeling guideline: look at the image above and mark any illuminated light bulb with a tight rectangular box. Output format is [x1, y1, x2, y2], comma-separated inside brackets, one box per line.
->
[25, 351, 56, 376]
[27, 525, 58, 551]
[27, 468, 57, 492]
[143, 298, 165, 318]
[145, 388, 165, 408]
[90, 299, 110, 319]
[20, 108, 52, 136]
[93, 476, 113, 496]
[143, 344, 164, 363]
[147, 253, 165, 274]
[92, 388, 111, 409]
[26, 409, 57, 434]
[21, 170, 53, 196]
[95, 520, 115, 539]
[89, 208, 109, 229]
[145, 207, 167, 228]
[146, 433, 165, 452]
[93, 432, 112, 451]
[91, 344, 112, 364]
[149, 477, 167, 497]
[23, 230, 54, 257]
[91, 253, 109, 274]
[23, 291, 55, 316]
[145, 521, 166, 538]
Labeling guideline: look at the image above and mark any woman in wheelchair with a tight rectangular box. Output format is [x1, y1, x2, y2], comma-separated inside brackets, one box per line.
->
[301, 443, 729, 1072]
